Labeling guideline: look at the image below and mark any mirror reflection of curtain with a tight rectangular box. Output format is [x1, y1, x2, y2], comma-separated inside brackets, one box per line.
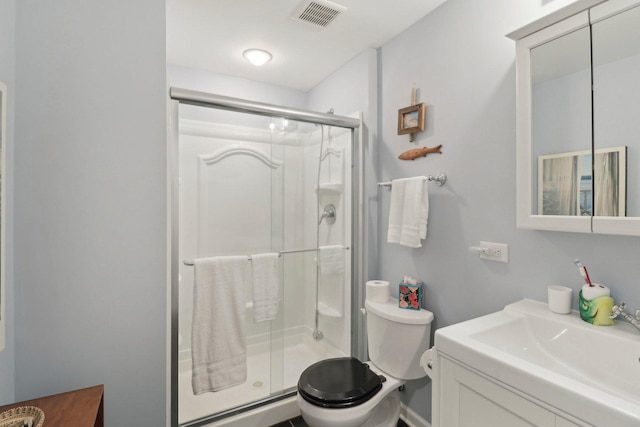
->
[543, 156, 577, 215]
[594, 151, 619, 216]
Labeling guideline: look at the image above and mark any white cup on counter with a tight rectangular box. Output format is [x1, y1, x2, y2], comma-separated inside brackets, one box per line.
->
[547, 285, 573, 314]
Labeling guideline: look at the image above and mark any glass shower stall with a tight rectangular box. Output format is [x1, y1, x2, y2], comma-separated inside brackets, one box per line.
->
[168, 89, 363, 426]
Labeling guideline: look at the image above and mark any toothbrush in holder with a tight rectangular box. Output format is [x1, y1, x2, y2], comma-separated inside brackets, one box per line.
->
[574, 259, 593, 287]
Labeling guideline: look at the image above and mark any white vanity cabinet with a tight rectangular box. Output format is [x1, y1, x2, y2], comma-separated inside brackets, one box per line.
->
[433, 355, 581, 427]
[430, 300, 640, 426]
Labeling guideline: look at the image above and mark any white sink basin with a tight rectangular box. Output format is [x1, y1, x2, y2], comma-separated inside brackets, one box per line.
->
[435, 299, 640, 427]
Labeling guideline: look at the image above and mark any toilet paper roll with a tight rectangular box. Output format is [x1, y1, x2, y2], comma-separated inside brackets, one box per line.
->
[581, 283, 610, 301]
[420, 348, 434, 379]
[366, 280, 390, 303]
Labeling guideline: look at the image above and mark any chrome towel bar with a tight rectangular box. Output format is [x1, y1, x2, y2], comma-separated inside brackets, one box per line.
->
[183, 246, 350, 266]
[377, 173, 446, 189]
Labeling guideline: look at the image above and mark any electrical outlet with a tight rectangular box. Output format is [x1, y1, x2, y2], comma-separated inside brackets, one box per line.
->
[479, 241, 509, 263]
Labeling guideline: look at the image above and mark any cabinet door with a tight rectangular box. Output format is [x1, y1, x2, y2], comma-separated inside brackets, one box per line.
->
[591, 1, 640, 233]
[438, 357, 556, 427]
[513, 11, 593, 233]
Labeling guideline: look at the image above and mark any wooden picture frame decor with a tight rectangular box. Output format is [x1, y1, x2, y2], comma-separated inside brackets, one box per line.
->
[397, 103, 425, 136]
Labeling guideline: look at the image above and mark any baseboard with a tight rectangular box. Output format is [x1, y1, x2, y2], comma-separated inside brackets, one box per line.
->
[400, 403, 431, 427]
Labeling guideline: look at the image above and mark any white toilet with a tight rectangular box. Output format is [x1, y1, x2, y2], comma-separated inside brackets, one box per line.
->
[297, 297, 434, 427]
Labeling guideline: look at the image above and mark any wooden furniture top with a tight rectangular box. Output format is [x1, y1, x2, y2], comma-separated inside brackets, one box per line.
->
[0, 384, 104, 427]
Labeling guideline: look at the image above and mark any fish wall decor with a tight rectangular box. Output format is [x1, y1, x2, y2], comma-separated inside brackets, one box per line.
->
[398, 144, 442, 160]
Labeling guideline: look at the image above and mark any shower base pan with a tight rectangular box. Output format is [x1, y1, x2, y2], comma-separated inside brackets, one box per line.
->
[179, 331, 343, 425]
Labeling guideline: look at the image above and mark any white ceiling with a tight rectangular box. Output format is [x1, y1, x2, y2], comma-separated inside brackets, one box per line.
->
[166, 0, 448, 92]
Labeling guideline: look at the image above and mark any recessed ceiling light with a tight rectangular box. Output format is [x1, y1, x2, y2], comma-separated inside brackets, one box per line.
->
[243, 49, 273, 66]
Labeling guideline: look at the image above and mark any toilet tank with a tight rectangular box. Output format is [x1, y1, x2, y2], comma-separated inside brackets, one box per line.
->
[365, 298, 434, 380]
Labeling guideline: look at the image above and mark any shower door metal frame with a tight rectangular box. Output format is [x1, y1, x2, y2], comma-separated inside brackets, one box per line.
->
[168, 88, 364, 427]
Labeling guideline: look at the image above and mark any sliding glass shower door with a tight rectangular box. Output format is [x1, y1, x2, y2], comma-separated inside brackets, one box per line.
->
[171, 94, 360, 426]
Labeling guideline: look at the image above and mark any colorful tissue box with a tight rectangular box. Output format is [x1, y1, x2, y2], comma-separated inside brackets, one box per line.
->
[399, 282, 422, 310]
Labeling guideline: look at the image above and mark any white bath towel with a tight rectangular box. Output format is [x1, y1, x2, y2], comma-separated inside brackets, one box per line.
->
[319, 245, 345, 276]
[251, 253, 280, 323]
[191, 256, 249, 394]
[387, 177, 429, 248]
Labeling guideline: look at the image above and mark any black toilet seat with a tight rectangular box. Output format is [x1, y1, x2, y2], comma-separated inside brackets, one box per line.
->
[297, 357, 383, 408]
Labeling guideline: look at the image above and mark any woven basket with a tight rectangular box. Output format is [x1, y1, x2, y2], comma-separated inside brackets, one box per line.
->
[0, 406, 45, 427]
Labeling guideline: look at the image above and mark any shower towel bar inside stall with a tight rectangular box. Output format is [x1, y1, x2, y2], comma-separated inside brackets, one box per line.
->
[183, 245, 350, 266]
[377, 172, 447, 189]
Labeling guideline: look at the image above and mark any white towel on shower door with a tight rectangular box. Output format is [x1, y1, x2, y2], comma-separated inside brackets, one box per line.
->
[387, 177, 429, 248]
[191, 255, 249, 394]
[251, 253, 280, 323]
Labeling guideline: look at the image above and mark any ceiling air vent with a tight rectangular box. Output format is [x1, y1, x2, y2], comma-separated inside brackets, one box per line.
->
[292, 0, 347, 28]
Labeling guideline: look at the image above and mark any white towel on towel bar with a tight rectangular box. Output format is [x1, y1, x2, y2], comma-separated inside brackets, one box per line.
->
[319, 245, 345, 276]
[387, 177, 429, 248]
[251, 253, 280, 323]
[191, 256, 249, 394]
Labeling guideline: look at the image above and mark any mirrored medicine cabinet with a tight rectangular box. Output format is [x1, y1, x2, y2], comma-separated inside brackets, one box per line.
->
[508, 0, 640, 235]
[0, 81, 5, 351]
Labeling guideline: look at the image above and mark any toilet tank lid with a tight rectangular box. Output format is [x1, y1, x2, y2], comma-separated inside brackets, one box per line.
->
[365, 298, 434, 325]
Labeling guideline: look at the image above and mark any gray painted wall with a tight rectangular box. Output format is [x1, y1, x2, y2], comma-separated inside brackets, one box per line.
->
[378, 0, 640, 422]
[0, 0, 15, 405]
[12, 1, 167, 425]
